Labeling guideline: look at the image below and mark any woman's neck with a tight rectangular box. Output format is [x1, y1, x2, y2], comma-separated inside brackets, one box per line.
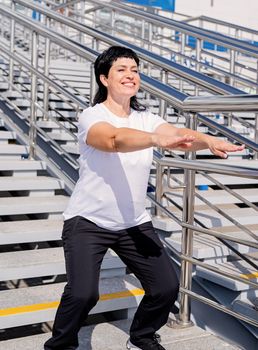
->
[103, 97, 131, 118]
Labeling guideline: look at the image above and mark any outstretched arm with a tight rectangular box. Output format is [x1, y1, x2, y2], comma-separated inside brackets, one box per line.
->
[86, 122, 195, 152]
[86, 121, 244, 158]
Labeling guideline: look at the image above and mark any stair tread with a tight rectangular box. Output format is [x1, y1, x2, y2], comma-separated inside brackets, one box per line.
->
[0, 159, 46, 170]
[0, 219, 63, 244]
[0, 247, 125, 281]
[0, 195, 69, 215]
[197, 260, 258, 281]
[0, 144, 29, 153]
[165, 232, 250, 259]
[196, 259, 258, 291]
[0, 176, 64, 191]
[166, 188, 258, 206]
[0, 274, 142, 310]
[0, 318, 241, 350]
[172, 173, 258, 186]
[0, 130, 16, 139]
[0, 218, 62, 234]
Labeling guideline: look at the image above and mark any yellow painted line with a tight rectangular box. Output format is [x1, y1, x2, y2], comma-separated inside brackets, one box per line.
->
[0, 288, 144, 317]
[240, 272, 258, 279]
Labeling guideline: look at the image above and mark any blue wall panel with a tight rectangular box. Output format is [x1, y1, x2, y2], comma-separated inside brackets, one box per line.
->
[123, 0, 175, 11]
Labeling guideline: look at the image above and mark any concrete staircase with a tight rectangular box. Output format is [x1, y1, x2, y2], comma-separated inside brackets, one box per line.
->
[0, 111, 143, 343]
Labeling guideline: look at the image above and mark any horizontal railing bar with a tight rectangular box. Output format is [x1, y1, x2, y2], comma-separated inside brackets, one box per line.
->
[180, 287, 258, 328]
[190, 15, 258, 37]
[84, 0, 258, 57]
[153, 155, 258, 179]
[0, 44, 88, 109]
[1, 3, 258, 155]
[196, 114, 258, 152]
[184, 94, 258, 111]
[11, 1, 244, 96]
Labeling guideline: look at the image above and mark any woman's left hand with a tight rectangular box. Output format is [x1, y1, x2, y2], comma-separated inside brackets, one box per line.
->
[208, 138, 245, 158]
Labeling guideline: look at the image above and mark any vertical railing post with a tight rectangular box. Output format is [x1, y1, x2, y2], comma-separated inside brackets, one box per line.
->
[43, 16, 50, 120]
[159, 70, 168, 120]
[179, 32, 186, 92]
[178, 112, 197, 327]
[254, 114, 258, 160]
[196, 38, 202, 73]
[9, 0, 15, 90]
[230, 49, 236, 87]
[195, 38, 202, 95]
[254, 69, 258, 160]
[110, 9, 115, 36]
[154, 163, 163, 217]
[90, 62, 97, 105]
[29, 31, 39, 159]
[141, 20, 145, 45]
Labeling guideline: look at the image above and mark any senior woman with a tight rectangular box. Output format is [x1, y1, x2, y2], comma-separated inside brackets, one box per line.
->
[44, 46, 244, 350]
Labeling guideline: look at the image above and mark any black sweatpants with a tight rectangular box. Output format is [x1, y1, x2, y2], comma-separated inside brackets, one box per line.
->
[44, 216, 179, 350]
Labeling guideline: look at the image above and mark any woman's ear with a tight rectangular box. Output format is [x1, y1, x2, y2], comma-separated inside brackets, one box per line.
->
[99, 74, 108, 87]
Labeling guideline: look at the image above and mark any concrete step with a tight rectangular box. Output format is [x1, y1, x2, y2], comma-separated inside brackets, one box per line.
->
[0, 195, 69, 216]
[0, 176, 64, 192]
[0, 130, 16, 142]
[0, 219, 63, 244]
[49, 101, 75, 110]
[0, 82, 9, 90]
[0, 247, 126, 281]
[0, 144, 29, 158]
[196, 260, 258, 291]
[0, 318, 241, 350]
[36, 120, 76, 130]
[165, 188, 258, 207]
[195, 276, 258, 335]
[171, 172, 258, 186]
[1, 90, 24, 99]
[8, 98, 30, 108]
[46, 131, 77, 142]
[165, 232, 251, 260]
[0, 275, 143, 329]
[62, 144, 79, 155]
[232, 300, 258, 331]
[0, 159, 46, 175]
[192, 207, 258, 228]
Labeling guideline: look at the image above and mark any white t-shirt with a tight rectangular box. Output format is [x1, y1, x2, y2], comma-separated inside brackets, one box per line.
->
[63, 103, 166, 231]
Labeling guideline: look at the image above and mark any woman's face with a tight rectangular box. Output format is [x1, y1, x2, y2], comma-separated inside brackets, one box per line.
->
[100, 57, 140, 99]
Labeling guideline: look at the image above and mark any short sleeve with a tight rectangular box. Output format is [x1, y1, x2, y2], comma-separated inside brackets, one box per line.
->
[78, 106, 105, 144]
[144, 110, 167, 132]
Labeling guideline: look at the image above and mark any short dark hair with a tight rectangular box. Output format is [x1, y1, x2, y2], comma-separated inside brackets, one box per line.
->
[93, 46, 145, 111]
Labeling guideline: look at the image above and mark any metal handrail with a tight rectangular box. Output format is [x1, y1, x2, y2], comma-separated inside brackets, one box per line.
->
[1, 5, 258, 155]
[39, 0, 258, 90]
[10, 1, 244, 96]
[83, 0, 258, 56]
[154, 154, 258, 178]
[184, 15, 258, 37]
[1, 3, 258, 331]
[150, 155, 258, 328]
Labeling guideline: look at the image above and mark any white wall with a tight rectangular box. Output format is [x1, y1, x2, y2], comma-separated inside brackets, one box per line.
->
[175, 0, 258, 31]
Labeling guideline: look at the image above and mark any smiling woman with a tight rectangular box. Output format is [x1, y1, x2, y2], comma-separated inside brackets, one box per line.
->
[44, 46, 244, 350]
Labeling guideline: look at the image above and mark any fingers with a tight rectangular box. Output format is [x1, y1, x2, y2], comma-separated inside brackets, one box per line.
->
[211, 143, 245, 158]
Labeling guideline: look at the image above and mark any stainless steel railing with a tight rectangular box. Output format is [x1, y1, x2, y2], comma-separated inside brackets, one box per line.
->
[35, 0, 258, 92]
[0, 2, 258, 331]
[150, 154, 258, 328]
